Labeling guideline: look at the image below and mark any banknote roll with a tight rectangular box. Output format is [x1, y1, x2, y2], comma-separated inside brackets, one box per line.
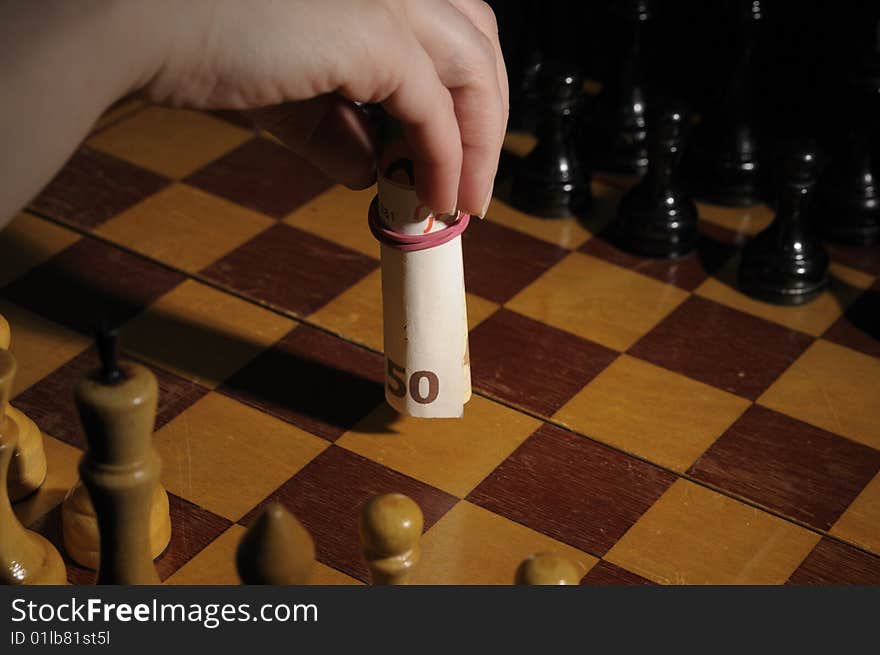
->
[369, 157, 472, 418]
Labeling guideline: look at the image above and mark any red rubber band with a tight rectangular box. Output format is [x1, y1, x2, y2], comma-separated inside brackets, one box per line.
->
[368, 197, 470, 252]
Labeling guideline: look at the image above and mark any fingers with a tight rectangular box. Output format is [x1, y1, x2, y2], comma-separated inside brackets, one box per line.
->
[408, 0, 507, 216]
[377, 34, 463, 214]
[447, 0, 510, 132]
[242, 0, 508, 218]
[248, 96, 378, 190]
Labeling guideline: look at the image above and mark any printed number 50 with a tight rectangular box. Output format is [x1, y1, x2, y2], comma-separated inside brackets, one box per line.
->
[387, 359, 439, 404]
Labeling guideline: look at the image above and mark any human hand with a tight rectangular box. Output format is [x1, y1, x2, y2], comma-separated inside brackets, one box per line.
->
[147, 0, 509, 217]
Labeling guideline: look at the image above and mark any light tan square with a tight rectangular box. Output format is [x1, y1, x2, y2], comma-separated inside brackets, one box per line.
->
[95, 183, 273, 273]
[486, 197, 593, 249]
[0, 212, 80, 287]
[759, 339, 880, 450]
[308, 269, 382, 350]
[90, 100, 144, 134]
[831, 473, 880, 556]
[554, 355, 750, 472]
[465, 293, 500, 331]
[311, 563, 363, 585]
[87, 107, 253, 178]
[284, 185, 379, 259]
[606, 479, 821, 585]
[502, 132, 537, 158]
[309, 269, 498, 351]
[0, 300, 90, 397]
[507, 252, 689, 351]
[697, 201, 773, 237]
[12, 434, 81, 527]
[695, 259, 871, 336]
[154, 392, 328, 521]
[411, 501, 596, 584]
[166, 525, 245, 585]
[338, 395, 541, 497]
[166, 524, 361, 585]
[123, 279, 295, 388]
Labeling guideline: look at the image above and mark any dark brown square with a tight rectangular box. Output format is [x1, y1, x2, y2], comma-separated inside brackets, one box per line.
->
[200, 223, 378, 316]
[822, 285, 880, 359]
[155, 494, 233, 581]
[581, 560, 654, 585]
[218, 324, 384, 441]
[29, 146, 169, 229]
[207, 110, 255, 130]
[579, 221, 738, 292]
[629, 295, 814, 400]
[239, 446, 458, 581]
[469, 309, 618, 415]
[787, 538, 880, 585]
[12, 347, 208, 449]
[1, 238, 185, 335]
[184, 137, 332, 218]
[824, 242, 880, 277]
[592, 172, 640, 191]
[688, 405, 880, 530]
[467, 423, 677, 556]
[462, 218, 569, 303]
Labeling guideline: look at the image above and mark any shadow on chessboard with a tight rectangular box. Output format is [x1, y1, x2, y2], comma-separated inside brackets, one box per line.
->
[495, 137, 875, 338]
[494, 146, 624, 236]
[1, 230, 398, 437]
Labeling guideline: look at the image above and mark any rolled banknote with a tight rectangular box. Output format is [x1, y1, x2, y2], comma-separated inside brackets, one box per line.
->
[369, 150, 471, 418]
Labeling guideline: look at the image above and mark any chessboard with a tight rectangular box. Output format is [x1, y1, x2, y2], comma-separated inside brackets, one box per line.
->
[3, 101, 879, 585]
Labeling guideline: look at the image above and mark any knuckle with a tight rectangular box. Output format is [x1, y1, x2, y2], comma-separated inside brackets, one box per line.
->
[451, 32, 496, 86]
[339, 2, 406, 102]
[474, 1, 499, 36]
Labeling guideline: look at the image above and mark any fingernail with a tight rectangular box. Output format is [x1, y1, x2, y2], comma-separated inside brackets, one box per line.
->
[478, 188, 493, 219]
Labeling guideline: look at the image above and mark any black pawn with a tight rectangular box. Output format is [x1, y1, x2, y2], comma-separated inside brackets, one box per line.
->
[580, 0, 653, 175]
[685, 0, 763, 206]
[613, 104, 698, 259]
[503, 0, 543, 133]
[512, 63, 589, 218]
[738, 143, 829, 305]
[811, 130, 880, 245]
[507, 48, 543, 133]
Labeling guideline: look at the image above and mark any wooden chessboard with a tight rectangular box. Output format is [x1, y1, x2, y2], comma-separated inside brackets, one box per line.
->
[3, 102, 879, 585]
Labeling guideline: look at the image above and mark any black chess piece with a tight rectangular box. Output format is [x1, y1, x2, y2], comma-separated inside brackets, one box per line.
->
[512, 62, 590, 218]
[738, 143, 829, 305]
[811, 130, 880, 246]
[613, 104, 698, 259]
[811, 20, 880, 245]
[508, 48, 543, 133]
[685, 0, 763, 206]
[580, 0, 653, 176]
[501, 0, 544, 133]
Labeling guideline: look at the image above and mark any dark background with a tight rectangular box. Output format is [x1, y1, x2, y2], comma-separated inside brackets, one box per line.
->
[489, 0, 880, 146]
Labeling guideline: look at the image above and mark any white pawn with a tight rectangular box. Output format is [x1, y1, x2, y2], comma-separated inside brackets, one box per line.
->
[359, 493, 423, 585]
[236, 502, 315, 585]
[0, 313, 48, 502]
[515, 553, 581, 585]
[0, 349, 65, 584]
